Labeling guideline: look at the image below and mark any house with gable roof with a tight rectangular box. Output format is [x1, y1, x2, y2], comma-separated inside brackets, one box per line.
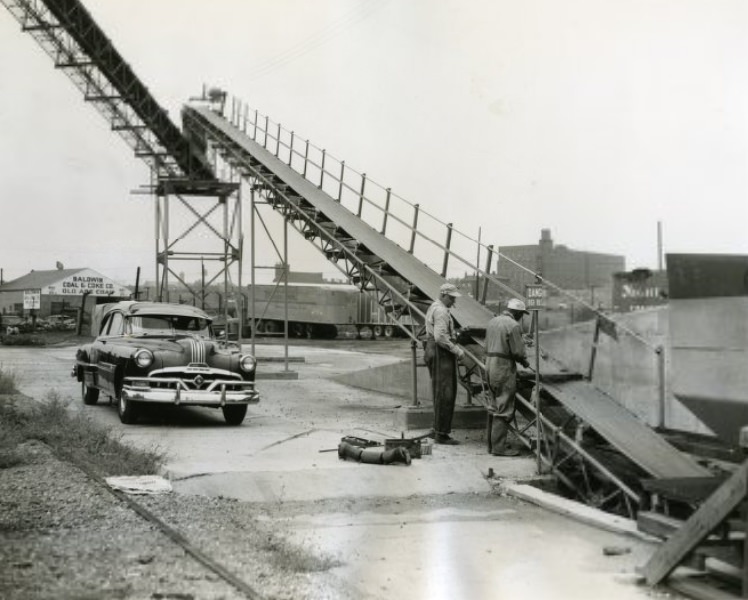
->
[0, 267, 132, 318]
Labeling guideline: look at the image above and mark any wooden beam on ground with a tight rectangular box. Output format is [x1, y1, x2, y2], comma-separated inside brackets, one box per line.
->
[668, 576, 743, 600]
[642, 459, 748, 586]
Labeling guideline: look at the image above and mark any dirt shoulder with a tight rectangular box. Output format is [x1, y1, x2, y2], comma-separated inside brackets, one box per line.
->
[0, 396, 358, 600]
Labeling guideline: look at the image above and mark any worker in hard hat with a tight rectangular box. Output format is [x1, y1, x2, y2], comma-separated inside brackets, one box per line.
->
[485, 298, 530, 456]
[423, 283, 465, 445]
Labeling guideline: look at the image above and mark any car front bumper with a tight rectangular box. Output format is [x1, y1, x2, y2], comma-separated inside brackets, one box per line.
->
[121, 377, 259, 406]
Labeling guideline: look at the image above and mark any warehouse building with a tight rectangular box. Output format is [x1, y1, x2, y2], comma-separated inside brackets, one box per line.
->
[495, 228, 625, 308]
[0, 267, 132, 320]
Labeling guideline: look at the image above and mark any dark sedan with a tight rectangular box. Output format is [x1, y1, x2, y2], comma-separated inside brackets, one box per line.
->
[72, 301, 259, 425]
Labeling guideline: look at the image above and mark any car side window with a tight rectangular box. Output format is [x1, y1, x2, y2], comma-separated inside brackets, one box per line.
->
[106, 312, 124, 336]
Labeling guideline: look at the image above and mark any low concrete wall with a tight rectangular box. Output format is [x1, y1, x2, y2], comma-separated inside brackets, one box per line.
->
[539, 307, 710, 435]
[333, 358, 468, 406]
[334, 306, 711, 437]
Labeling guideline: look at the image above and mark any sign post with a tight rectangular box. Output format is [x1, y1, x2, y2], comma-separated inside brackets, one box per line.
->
[525, 284, 546, 475]
[23, 289, 41, 311]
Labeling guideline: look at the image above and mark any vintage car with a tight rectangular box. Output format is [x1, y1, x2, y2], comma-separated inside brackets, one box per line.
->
[72, 301, 259, 425]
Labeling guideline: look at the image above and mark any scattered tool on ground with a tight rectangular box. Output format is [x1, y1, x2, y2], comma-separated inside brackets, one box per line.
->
[319, 435, 412, 465]
[338, 440, 411, 465]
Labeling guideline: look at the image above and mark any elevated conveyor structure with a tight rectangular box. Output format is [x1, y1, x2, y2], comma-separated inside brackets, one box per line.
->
[1, 0, 214, 180]
[184, 105, 495, 334]
[1, 0, 247, 312]
[183, 99, 710, 516]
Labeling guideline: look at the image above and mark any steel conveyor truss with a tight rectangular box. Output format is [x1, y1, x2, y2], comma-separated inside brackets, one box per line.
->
[1, 0, 253, 311]
[1, 0, 214, 180]
[181, 103, 499, 345]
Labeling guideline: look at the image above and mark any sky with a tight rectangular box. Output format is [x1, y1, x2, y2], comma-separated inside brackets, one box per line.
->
[0, 0, 746, 286]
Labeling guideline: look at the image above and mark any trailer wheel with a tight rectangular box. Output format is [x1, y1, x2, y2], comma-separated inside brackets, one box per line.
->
[384, 325, 396, 339]
[373, 325, 383, 338]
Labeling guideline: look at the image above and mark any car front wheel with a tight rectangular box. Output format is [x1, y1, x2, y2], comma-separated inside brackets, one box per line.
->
[82, 381, 99, 405]
[222, 404, 248, 426]
[118, 393, 139, 424]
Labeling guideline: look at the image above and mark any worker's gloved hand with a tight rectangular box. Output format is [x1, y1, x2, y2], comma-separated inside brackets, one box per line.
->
[457, 348, 466, 362]
[519, 359, 530, 369]
[455, 328, 472, 344]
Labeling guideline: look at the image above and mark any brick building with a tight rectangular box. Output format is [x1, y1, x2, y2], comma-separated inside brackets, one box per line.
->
[495, 229, 625, 308]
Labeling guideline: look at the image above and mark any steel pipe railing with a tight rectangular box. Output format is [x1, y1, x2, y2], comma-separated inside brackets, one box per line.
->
[201, 92, 660, 358]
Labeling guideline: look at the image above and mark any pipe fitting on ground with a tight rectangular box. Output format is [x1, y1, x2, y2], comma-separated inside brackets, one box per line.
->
[338, 442, 411, 465]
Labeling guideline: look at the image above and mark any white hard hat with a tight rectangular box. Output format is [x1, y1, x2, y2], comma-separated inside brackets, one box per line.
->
[507, 298, 529, 313]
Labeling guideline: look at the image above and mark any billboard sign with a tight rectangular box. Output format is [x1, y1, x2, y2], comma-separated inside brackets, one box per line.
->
[44, 269, 131, 298]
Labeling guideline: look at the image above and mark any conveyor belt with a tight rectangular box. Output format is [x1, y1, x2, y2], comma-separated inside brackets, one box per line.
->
[544, 379, 710, 479]
[188, 106, 494, 331]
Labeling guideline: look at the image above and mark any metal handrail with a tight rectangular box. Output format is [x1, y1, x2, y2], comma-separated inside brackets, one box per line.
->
[219, 93, 659, 354]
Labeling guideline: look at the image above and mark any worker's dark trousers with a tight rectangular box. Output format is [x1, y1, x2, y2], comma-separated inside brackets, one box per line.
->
[424, 340, 457, 437]
[491, 417, 511, 451]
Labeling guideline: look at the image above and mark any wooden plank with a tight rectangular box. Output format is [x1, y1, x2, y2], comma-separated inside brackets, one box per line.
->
[642, 459, 748, 585]
[642, 476, 726, 504]
[668, 576, 742, 600]
[637, 510, 684, 539]
[504, 483, 649, 539]
[545, 380, 710, 480]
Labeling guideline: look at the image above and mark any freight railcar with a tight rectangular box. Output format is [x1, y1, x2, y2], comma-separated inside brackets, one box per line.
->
[214, 283, 410, 340]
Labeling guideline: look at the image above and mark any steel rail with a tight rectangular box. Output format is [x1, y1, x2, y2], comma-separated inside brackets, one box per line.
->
[50, 447, 264, 600]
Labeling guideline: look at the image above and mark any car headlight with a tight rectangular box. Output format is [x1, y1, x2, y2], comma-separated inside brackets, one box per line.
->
[239, 355, 257, 373]
[133, 349, 154, 369]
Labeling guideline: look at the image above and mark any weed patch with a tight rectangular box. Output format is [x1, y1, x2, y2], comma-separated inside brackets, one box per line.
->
[0, 333, 47, 346]
[262, 533, 342, 573]
[0, 391, 163, 476]
[0, 364, 17, 394]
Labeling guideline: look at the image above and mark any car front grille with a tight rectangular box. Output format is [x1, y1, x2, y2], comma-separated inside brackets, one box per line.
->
[144, 372, 249, 392]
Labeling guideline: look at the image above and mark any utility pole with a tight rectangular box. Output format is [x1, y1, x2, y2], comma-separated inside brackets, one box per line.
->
[657, 221, 663, 272]
[201, 257, 206, 310]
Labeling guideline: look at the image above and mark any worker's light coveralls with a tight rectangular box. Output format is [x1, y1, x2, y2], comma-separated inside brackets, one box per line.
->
[424, 300, 461, 438]
[485, 311, 528, 451]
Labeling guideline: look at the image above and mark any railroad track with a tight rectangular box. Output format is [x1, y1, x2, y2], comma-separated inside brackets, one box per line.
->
[64, 453, 265, 600]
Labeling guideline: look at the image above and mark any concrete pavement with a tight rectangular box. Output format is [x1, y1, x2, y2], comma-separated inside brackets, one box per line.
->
[0, 340, 669, 599]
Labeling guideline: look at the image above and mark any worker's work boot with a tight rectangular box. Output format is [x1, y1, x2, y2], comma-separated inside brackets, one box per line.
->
[492, 446, 520, 457]
[490, 418, 518, 456]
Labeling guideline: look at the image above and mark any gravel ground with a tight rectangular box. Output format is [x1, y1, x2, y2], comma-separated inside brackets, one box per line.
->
[0, 435, 361, 600]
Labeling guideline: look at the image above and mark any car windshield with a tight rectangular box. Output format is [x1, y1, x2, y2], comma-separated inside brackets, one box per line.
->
[127, 315, 211, 338]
